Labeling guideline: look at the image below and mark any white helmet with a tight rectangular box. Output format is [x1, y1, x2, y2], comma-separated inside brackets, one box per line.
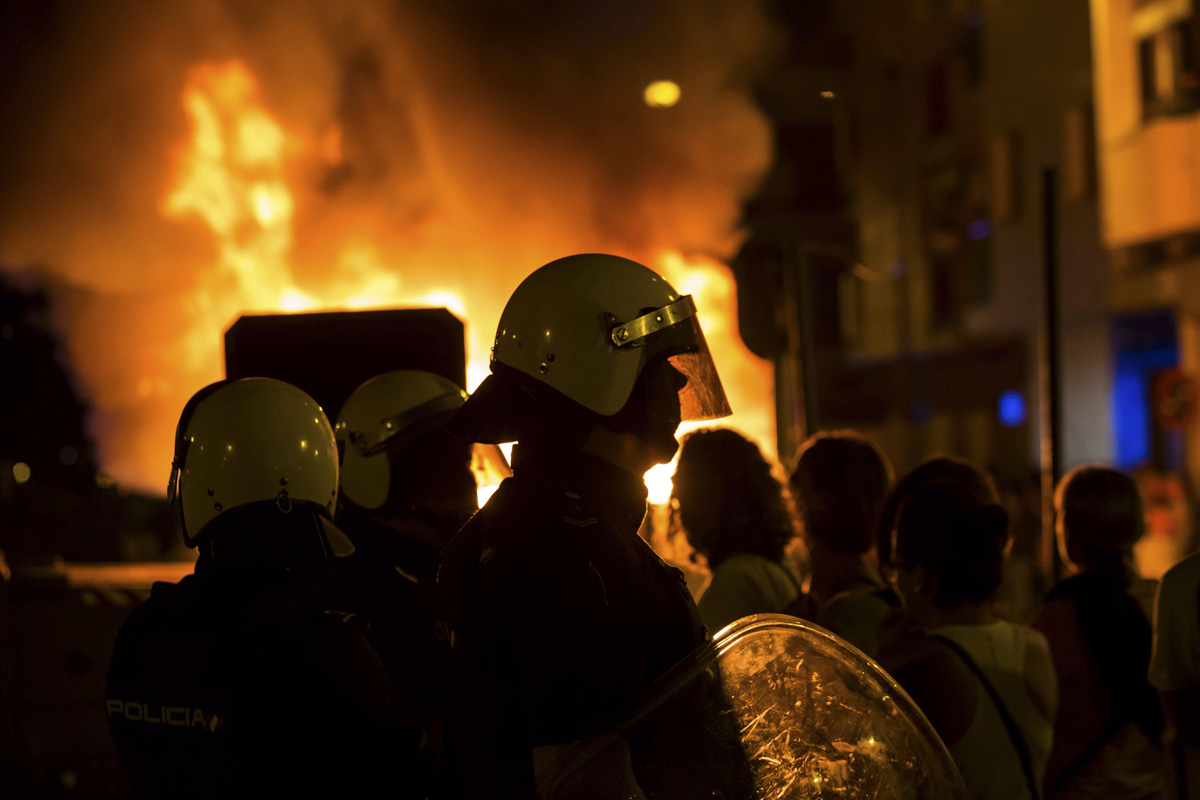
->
[167, 378, 345, 549]
[452, 254, 731, 443]
[335, 370, 468, 511]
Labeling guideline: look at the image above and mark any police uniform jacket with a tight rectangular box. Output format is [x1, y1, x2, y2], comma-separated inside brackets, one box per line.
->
[106, 557, 405, 798]
[435, 443, 709, 799]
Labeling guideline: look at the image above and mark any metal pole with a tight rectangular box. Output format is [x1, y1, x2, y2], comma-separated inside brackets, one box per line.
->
[1039, 168, 1063, 592]
[795, 245, 819, 441]
[781, 246, 809, 452]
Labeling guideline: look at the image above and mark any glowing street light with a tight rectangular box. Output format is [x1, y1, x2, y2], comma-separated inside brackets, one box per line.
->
[644, 80, 681, 108]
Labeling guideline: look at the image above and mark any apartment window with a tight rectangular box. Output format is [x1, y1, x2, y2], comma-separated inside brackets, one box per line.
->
[1136, 4, 1200, 118]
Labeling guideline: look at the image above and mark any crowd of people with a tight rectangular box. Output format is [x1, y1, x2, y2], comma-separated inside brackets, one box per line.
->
[102, 252, 1200, 800]
[669, 427, 1194, 799]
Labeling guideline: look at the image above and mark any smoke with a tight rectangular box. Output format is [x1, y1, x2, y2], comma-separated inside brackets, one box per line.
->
[0, 0, 778, 492]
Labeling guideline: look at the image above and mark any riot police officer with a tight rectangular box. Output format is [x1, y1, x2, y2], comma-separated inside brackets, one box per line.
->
[436, 254, 750, 799]
[105, 378, 404, 797]
[327, 370, 483, 797]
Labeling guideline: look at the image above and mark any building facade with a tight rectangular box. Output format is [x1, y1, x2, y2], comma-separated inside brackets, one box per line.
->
[1089, 0, 1200, 573]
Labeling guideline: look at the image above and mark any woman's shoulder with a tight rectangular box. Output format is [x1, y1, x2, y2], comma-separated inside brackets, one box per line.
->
[936, 618, 1047, 646]
[714, 552, 771, 571]
[713, 553, 796, 586]
[877, 632, 952, 671]
[996, 617, 1051, 647]
[942, 620, 1056, 720]
[703, 555, 761, 594]
[877, 633, 979, 745]
[716, 552, 780, 571]
[928, 620, 1052, 682]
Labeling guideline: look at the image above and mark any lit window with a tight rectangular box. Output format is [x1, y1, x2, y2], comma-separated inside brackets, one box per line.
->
[1137, 11, 1200, 119]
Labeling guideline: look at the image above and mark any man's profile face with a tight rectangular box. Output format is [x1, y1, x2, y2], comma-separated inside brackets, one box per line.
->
[639, 357, 687, 465]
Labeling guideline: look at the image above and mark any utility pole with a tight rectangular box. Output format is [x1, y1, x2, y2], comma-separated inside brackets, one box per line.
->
[783, 242, 823, 457]
[780, 247, 809, 457]
[1039, 168, 1063, 593]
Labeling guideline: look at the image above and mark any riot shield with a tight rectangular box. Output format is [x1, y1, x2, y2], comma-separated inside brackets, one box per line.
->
[535, 613, 967, 799]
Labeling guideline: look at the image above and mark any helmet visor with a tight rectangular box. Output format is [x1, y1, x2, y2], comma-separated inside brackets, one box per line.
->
[645, 313, 732, 422]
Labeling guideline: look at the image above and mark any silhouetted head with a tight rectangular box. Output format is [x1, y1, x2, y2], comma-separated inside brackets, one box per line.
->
[670, 427, 797, 570]
[790, 430, 892, 555]
[876, 455, 997, 564]
[892, 482, 1009, 609]
[1056, 465, 1144, 574]
[335, 370, 477, 537]
[168, 378, 352, 585]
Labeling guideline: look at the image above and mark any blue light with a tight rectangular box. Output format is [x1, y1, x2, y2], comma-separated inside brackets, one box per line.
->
[1112, 345, 1178, 468]
[1113, 364, 1149, 467]
[997, 391, 1026, 427]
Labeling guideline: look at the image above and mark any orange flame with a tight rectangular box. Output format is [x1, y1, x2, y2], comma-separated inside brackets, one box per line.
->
[163, 62, 310, 317]
[140, 59, 773, 501]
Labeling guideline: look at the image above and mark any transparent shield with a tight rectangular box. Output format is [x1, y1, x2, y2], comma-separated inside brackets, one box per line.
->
[535, 614, 967, 800]
[647, 316, 731, 422]
[713, 615, 967, 799]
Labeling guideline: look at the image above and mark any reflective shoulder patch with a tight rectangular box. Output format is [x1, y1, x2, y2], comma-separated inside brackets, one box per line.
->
[560, 489, 597, 527]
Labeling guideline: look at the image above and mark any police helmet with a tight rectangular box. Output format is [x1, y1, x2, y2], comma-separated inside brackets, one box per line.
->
[451, 253, 731, 443]
[335, 370, 468, 511]
[167, 378, 348, 552]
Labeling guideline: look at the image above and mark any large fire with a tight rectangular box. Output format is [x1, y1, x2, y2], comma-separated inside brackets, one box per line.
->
[149, 60, 772, 502]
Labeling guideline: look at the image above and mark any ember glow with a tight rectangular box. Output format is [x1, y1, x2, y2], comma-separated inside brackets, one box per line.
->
[0, 3, 776, 498]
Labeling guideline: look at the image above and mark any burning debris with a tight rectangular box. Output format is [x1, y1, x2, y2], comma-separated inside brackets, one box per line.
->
[0, 0, 777, 494]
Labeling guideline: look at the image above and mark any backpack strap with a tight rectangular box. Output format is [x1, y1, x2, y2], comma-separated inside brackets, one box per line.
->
[927, 633, 1042, 800]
